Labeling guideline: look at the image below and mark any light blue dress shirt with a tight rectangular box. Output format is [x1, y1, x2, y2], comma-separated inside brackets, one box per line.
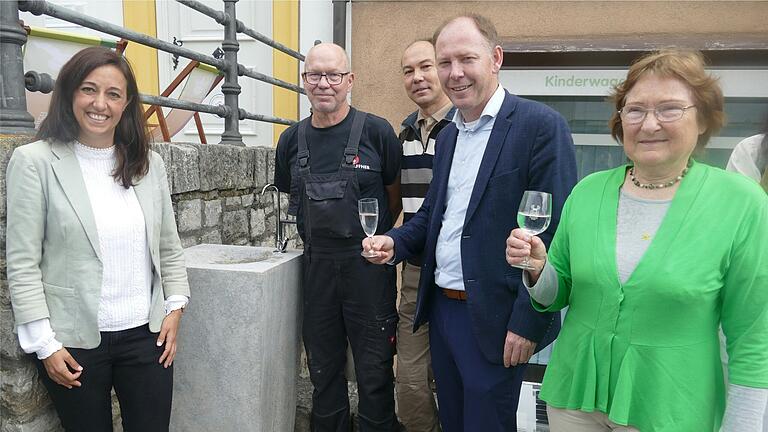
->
[434, 85, 506, 291]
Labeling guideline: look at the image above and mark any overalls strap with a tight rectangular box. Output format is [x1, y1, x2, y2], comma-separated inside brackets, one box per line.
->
[341, 110, 367, 168]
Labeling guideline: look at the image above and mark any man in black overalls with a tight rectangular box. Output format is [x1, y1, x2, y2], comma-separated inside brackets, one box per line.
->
[274, 43, 402, 432]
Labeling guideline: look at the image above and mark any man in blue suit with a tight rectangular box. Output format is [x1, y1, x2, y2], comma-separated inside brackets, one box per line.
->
[363, 14, 577, 431]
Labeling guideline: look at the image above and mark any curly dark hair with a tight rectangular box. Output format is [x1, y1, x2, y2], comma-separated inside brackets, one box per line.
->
[36, 46, 149, 188]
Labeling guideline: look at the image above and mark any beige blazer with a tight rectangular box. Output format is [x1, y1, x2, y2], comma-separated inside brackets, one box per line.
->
[6, 140, 190, 349]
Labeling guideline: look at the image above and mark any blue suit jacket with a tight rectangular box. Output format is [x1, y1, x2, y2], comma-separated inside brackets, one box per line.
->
[388, 91, 578, 364]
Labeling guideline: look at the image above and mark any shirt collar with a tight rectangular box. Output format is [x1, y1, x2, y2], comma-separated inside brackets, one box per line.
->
[417, 101, 454, 125]
[453, 85, 505, 132]
[432, 102, 454, 122]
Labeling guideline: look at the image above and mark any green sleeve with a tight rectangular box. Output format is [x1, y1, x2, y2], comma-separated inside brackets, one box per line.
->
[722, 195, 768, 388]
[532, 194, 573, 312]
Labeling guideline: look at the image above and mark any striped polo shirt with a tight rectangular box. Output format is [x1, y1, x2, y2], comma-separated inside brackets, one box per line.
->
[399, 103, 455, 226]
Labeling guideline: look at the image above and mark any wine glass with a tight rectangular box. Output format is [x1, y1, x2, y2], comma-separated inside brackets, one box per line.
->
[359, 198, 379, 258]
[511, 191, 552, 270]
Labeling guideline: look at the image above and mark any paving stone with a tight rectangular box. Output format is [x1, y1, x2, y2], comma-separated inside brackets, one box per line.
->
[198, 145, 256, 191]
[169, 144, 200, 193]
[242, 193, 254, 208]
[177, 199, 202, 232]
[202, 199, 222, 228]
[0, 135, 36, 219]
[0, 359, 53, 423]
[250, 208, 267, 243]
[222, 210, 248, 244]
[0, 307, 24, 360]
[200, 230, 222, 245]
[253, 147, 272, 188]
[0, 280, 10, 309]
[180, 235, 199, 249]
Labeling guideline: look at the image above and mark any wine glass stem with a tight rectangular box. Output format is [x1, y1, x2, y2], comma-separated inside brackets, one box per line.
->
[523, 236, 533, 268]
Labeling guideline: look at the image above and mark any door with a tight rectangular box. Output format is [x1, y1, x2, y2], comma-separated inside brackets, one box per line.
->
[156, 0, 274, 146]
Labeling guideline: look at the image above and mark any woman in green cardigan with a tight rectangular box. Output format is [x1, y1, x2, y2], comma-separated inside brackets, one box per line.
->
[505, 49, 768, 432]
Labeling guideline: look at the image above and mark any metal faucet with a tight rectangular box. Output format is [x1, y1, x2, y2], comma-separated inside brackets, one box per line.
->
[260, 184, 295, 253]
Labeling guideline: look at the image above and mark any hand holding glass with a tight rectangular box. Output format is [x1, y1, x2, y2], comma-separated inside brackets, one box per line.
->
[511, 191, 552, 270]
[359, 198, 379, 258]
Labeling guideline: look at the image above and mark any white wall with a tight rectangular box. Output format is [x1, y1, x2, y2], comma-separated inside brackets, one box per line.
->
[20, 0, 124, 35]
[299, 0, 334, 119]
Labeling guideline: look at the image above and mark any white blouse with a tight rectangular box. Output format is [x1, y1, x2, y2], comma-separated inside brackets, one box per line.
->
[727, 134, 764, 183]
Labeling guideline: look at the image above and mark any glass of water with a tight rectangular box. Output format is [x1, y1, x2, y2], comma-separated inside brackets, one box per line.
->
[359, 198, 379, 258]
[511, 191, 552, 270]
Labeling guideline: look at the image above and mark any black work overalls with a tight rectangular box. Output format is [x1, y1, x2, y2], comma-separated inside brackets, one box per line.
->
[296, 111, 398, 432]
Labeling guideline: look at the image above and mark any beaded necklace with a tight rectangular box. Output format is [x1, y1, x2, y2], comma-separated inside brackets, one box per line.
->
[629, 161, 691, 190]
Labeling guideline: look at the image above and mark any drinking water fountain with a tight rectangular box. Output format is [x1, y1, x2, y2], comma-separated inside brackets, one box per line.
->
[260, 183, 296, 253]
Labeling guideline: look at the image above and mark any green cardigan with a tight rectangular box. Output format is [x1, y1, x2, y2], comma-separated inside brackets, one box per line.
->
[535, 161, 768, 432]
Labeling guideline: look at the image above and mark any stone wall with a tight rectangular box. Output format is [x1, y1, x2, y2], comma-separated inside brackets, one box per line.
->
[0, 134, 61, 432]
[153, 142, 299, 251]
[0, 138, 297, 431]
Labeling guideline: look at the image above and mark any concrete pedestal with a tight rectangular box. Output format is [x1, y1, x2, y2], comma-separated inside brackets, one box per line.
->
[172, 244, 302, 432]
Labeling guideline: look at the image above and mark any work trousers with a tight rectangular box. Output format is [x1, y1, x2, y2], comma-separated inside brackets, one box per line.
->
[396, 263, 440, 432]
[36, 324, 173, 432]
[302, 250, 398, 432]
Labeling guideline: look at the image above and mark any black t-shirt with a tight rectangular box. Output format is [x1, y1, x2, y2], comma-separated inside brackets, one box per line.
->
[274, 107, 401, 244]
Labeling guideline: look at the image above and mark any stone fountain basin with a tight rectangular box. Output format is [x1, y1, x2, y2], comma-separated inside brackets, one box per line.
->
[172, 244, 303, 432]
[184, 243, 301, 270]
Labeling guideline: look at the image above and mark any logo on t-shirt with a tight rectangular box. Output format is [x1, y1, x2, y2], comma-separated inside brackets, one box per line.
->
[352, 155, 370, 170]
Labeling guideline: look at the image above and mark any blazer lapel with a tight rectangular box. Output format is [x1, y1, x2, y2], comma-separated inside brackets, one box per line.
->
[50, 142, 102, 261]
[465, 92, 516, 224]
[433, 125, 458, 222]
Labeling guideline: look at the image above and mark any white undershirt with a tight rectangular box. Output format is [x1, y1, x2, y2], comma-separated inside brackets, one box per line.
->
[17, 142, 187, 358]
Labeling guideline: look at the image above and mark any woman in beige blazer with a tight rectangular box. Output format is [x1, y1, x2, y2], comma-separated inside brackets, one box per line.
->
[6, 46, 190, 431]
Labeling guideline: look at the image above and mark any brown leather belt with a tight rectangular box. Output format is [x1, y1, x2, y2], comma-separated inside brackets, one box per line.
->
[441, 288, 467, 301]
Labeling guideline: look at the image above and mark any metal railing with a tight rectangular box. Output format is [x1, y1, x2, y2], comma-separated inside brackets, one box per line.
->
[1, 0, 305, 145]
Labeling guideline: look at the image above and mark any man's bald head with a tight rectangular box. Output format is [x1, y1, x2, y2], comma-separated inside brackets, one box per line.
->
[305, 43, 350, 72]
[302, 42, 354, 119]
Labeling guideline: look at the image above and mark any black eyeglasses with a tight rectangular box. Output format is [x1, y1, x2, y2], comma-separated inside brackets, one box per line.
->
[302, 72, 350, 86]
[619, 104, 696, 124]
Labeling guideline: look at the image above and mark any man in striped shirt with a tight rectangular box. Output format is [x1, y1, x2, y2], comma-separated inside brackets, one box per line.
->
[397, 39, 454, 432]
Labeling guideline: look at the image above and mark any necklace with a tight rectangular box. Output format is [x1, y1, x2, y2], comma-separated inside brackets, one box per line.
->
[629, 161, 691, 190]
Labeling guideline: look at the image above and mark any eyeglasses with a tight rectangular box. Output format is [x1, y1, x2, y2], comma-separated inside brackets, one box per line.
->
[302, 72, 350, 86]
[619, 104, 696, 124]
